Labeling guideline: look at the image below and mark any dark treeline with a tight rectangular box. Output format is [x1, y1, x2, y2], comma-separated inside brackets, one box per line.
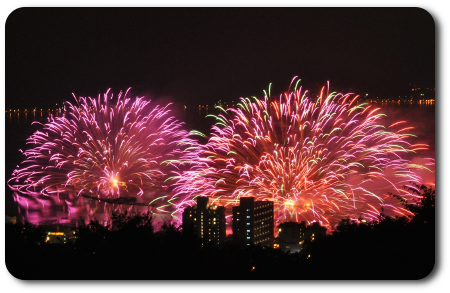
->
[6, 184, 434, 280]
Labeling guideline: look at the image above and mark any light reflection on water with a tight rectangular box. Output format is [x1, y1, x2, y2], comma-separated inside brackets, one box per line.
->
[12, 190, 157, 227]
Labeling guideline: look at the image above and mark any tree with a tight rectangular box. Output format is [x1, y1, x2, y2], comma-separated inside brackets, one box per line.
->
[304, 183, 436, 279]
[397, 183, 435, 226]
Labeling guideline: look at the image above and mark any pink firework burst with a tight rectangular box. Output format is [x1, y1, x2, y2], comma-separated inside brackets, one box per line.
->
[9, 88, 201, 220]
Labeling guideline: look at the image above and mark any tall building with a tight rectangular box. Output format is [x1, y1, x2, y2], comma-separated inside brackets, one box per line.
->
[182, 196, 226, 246]
[232, 197, 274, 247]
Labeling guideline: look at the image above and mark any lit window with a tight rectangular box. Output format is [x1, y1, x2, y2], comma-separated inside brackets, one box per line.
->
[247, 237, 250, 240]
[247, 230, 250, 232]
[247, 223, 250, 225]
[246, 216, 250, 218]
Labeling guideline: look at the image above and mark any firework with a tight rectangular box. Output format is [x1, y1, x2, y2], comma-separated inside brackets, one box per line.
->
[9, 89, 200, 221]
[175, 79, 434, 228]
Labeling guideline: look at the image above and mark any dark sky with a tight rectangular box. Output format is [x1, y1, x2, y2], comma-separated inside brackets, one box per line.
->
[6, 7, 435, 109]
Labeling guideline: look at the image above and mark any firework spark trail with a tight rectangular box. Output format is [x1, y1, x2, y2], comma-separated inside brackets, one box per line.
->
[174, 79, 434, 228]
[9, 89, 201, 217]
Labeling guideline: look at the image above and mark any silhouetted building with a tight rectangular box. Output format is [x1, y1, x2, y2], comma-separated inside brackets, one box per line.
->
[232, 197, 274, 247]
[305, 222, 327, 242]
[278, 221, 307, 253]
[277, 221, 327, 253]
[45, 231, 67, 244]
[182, 196, 226, 246]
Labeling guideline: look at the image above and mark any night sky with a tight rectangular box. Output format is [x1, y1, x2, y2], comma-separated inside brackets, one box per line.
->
[6, 7, 435, 109]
